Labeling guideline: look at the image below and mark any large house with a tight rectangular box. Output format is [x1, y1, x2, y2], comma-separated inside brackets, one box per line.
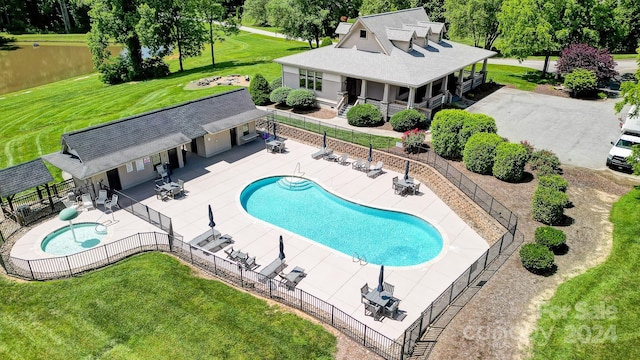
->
[274, 8, 496, 119]
[43, 89, 266, 192]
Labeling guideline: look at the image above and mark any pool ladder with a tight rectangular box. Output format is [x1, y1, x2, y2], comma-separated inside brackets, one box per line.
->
[352, 252, 368, 265]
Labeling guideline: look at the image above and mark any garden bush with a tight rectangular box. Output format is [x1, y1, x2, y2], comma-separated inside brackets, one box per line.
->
[564, 68, 597, 97]
[285, 89, 316, 109]
[249, 74, 271, 105]
[270, 77, 282, 91]
[520, 243, 555, 272]
[459, 113, 497, 145]
[534, 226, 567, 250]
[492, 142, 530, 182]
[463, 132, 504, 174]
[390, 109, 426, 132]
[529, 149, 562, 176]
[346, 104, 383, 127]
[141, 57, 169, 79]
[556, 43, 617, 84]
[538, 174, 569, 192]
[269, 86, 292, 105]
[99, 57, 133, 85]
[531, 186, 568, 225]
[402, 129, 426, 153]
[320, 37, 333, 47]
[431, 109, 468, 159]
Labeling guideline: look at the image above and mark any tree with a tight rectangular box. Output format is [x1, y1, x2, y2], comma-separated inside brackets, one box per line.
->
[444, 0, 501, 49]
[267, 0, 329, 48]
[136, 0, 206, 72]
[249, 74, 271, 105]
[615, 48, 640, 116]
[496, 0, 558, 76]
[196, 0, 239, 68]
[243, 0, 271, 26]
[626, 145, 640, 175]
[421, 0, 446, 23]
[615, 0, 640, 53]
[556, 43, 617, 84]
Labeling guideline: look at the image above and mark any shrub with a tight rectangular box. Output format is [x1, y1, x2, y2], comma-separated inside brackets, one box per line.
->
[140, 57, 169, 79]
[520, 140, 534, 155]
[431, 109, 468, 159]
[529, 149, 562, 176]
[402, 129, 426, 153]
[249, 73, 271, 105]
[346, 104, 384, 127]
[534, 226, 567, 250]
[270, 77, 282, 91]
[320, 37, 333, 47]
[99, 57, 133, 85]
[463, 132, 504, 174]
[556, 43, 618, 84]
[531, 186, 568, 225]
[390, 109, 426, 132]
[564, 68, 597, 96]
[269, 86, 292, 105]
[538, 174, 568, 192]
[459, 113, 497, 146]
[520, 243, 555, 271]
[285, 89, 316, 109]
[492, 142, 530, 182]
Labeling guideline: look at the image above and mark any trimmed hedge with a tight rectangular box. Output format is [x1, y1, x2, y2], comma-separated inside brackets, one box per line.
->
[390, 109, 426, 132]
[530, 149, 562, 176]
[320, 37, 333, 47]
[492, 142, 530, 182]
[531, 186, 568, 224]
[564, 68, 597, 96]
[459, 113, 497, 145]
[538, 174, 568, 192]
[346, 104, 384, 127]
[285, 89, 316, 109]
[534, 226, 567, 250]
[463, 132, 504, 174]
[269, 86, 292, 105]
[270, 77, 282, 91]
[431, 109, 468, 159]
[520, 243, 555, 271]
[249, 74, 271, 106]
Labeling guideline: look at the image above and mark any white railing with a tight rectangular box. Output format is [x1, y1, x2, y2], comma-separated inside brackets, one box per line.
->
[427, 93, 444, 108]
[473, 74, 484, 88]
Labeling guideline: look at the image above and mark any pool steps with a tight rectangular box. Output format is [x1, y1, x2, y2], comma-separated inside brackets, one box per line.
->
[277, 177, 312, 190]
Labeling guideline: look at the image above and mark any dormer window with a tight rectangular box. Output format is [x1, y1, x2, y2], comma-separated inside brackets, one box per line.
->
[360, 30, 367, 38]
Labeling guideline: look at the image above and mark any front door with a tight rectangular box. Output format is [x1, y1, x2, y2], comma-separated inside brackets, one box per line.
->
[168, 148, 179, 170]
[346, 77, 358, 103]
[106, 169, 122, 191]
[230, 128, 237, 146]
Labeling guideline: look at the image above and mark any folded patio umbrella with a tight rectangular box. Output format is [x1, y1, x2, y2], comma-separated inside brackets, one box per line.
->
[279, 235, 285, 260]
[273, 122, 277, 140]
[368, 143, 373, 162]
[404, 160, 410, 180]
[323, 131, 327, 148]
[377, 265, 384, 292]
[208, 204, 216, 237]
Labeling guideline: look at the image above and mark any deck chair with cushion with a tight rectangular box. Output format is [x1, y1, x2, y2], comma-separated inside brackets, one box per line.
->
[352, 158, 363, 170]
[311, 147, 326, 159]
[367, 161, 384, 178]
[337, 153, 349, 165]
[278, 266, 307, 290]
[95, 190, 108, 208]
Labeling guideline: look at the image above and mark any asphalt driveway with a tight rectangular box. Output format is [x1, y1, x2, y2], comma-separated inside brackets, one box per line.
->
[466, 87, 624, 170]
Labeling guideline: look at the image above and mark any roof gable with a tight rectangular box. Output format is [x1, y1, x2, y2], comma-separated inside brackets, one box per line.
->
[0, 158, 53, 197]
[335, 20, 386, 54]
[358, 7, 430, 54]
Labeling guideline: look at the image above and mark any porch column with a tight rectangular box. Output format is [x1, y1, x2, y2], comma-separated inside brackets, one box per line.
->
[407, 87, 415, 108]
[457, 69, 464, 97]
[471, 63, 476, 78]
[441, 76, 449, 103]
[426, 82, 433, 100]
[482, 59, 488, 83]
[359, 79, 367, 101]
[381, 83, 390, 120]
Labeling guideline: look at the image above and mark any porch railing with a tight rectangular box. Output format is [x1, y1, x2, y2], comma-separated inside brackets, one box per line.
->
[427, 93, 445, 109]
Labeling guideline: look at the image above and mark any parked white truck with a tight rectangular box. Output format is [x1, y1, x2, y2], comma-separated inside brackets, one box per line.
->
[607, 105, 640, 171]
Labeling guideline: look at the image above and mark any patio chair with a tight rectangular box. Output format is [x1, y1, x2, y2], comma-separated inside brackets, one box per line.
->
[156, 164, 167, 179]
[105, 194, 119, 211]
[224, 246, 234, 258]
[360, 283, 370, 303]
[392, 176, 399, 191]
[277, 142, 286, 153]
[324, 151, 339, 162]
[243, 256, 259, 270]
[351, 158, 363, 170]
[361, 160, 371, 172]
[170, 186, 182, 199]
[79, 193, 94, 210]
[337, 153, 349, 165]
[155, 187, 169, 201]
[311, 147, 326, 159]
[364, 302, 383, 321]
[382, 282, 394, 295]
[367, 161, 384, 178]
[278, 266, 307, 290]
[384, 298, 399, 318]
[412, 182, 421, 195]
[95, 190, 108, 208]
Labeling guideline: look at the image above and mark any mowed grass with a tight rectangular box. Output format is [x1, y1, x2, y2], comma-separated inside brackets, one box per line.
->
[1, 32, 89, 43]
[0, 253, 336, 359]
[0, 31, 308, 169]
[485, 64, 549, 91]
[530, 186, 640, 359]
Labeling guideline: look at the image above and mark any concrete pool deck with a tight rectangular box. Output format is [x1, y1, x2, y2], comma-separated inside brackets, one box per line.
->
[10, 138, 491, 340]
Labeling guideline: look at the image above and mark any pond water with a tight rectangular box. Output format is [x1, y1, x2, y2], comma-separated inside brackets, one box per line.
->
[0, 44, 119, 95]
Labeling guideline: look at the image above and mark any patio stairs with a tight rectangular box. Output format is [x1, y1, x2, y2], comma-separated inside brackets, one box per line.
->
[337, 103, 353, 118]
[277, 177, 312, 191]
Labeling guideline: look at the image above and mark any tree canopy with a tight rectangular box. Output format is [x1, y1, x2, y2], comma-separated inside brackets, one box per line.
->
[445, 0, 501, 49]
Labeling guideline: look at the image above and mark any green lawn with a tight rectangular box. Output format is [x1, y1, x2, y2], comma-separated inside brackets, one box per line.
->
[1, 32, 89, 43]
[530, 186, 640, 359]
[485, 64, 552, 91]
[0, 253, 336, 359]
[0, 32, 307, 170]
[240, 17, 283, 34]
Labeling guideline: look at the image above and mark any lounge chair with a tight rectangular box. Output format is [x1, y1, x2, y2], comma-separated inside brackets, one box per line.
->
[367, 161, 384, 178]
[203, 234, 234, 252]
[78, 193, 94, 210]
[324, 151, 339, 162]
[258, 258, 287, 282]
[243, 256, 259, 270]
[361, 160, 371, 172]
[337, 153, 349, 165]
[278, 266, 307, 290]
[95, 190, 108, 208]
[352, 158, 363, 170]
[105, 194, 119, 211]
[311, 147, 326, 159]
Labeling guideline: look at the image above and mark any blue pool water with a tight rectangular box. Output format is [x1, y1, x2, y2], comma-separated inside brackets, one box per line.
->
[240, 177, 443, 266]
[41, 222, 107, 256]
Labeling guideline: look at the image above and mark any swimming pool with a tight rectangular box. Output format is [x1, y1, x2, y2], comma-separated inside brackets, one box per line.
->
[240, 176, 443, 266]
[41, 222, 107, 256]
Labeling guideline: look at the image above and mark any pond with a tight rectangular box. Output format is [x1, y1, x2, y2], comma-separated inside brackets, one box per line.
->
[0, 43, 119, 95]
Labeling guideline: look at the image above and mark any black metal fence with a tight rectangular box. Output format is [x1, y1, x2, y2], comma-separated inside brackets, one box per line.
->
[114, 190, 174, 235]
[0, 178, 76, 227]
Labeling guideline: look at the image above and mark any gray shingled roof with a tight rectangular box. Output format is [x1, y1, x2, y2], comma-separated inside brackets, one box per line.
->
[357, 8, 430, 55]
[335, 22, 352, 35]
[0, 158, 53, 197]
[387, 28, 415, 42]
[42, 89, 267, 180]
[418, 21, 446, 34]
[402, 24, 431, 37]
